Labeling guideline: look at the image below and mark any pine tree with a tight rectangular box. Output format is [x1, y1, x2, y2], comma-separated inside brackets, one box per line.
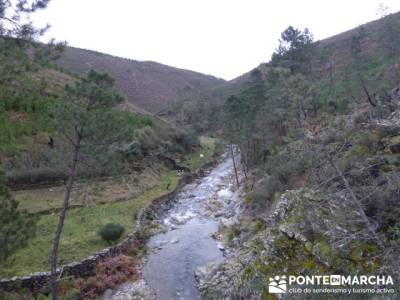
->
[0, 167, 37, 263]
[271, 26, 315, 76]
[49, 70, 128, 300]
[350, 26, 377, 107]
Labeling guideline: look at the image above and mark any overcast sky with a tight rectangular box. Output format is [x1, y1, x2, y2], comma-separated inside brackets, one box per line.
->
[32, 0, 400, 80]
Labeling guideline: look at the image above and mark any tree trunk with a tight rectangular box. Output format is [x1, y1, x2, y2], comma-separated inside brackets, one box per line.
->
[262, 136, 267, 168]
[230, 144, 240, 188]
[252, 139, 257, 165]
[50, 137, 81, 300]
[359, 75, 377, 107]
[329, 158, 385, 250]
[241, 161, 248, 181]
[245, 134, 252, 165]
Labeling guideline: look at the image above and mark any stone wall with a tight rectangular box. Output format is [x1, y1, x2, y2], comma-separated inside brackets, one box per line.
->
[0, 174, 192, 293]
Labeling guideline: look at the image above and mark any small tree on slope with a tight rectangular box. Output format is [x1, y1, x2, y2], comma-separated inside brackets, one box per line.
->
[49, 70, 129, 300]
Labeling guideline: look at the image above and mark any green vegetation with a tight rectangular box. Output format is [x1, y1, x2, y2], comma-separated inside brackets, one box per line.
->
[0, 169, 179, 277]
[47, 69, 133, 298]
[98, 223, 125, 243]
[0, 168, 37, 263]
[74, 255, 138, 299]
[3, 2, 399, 299]
[0, 131, 217, 277]
[206, 15, 400, 298]
[13, 169, 161, 214]
[12, 134, 214, 214]
[2, 93, 157, 186]
[184, 136, 216, 169]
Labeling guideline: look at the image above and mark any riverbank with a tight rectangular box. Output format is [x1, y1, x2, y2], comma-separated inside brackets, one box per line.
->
[0, 137, 218, 280]
[100, 150, 242, 299]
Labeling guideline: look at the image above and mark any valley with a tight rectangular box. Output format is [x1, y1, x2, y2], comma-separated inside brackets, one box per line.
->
[1, 2, 400, 300]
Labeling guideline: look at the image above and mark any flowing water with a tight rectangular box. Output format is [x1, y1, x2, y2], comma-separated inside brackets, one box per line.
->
[142, 153, 236, 300]
[102, 153, 237, 300]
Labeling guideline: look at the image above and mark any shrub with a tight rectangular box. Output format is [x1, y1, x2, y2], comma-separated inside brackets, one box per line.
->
[181, 130, 199, 152]
[98, 223, 125, 243]
[173, 130, 199, 153]
[0, 291, 30, 300]
[266, 148, 311, 188]
[60, 288, 80, 300]
[250, 218, 267, 234]
[0, 168, 38, 263]
[356, 131, 382, 155]
[245, 176, 282, 213]
[75, 255, 137, 299]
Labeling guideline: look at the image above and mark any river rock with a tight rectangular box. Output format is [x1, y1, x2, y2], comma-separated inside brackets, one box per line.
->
[100, 280, 155, 300]
[216, 242, 225, 251]
[103, 289, 113, 299]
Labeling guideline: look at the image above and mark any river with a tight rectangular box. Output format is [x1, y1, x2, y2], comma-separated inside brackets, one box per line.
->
[103, 152, 238, 300]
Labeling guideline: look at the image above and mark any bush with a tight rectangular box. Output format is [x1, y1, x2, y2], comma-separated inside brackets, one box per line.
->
[60, 288, 80, 300]
[0, 168, 38, 263]
[225, 225, 241, 242]
[75, 255, 137, 299]
[98, 223, 125, 243]
[245, 176, 282, 213]
[266, 148, 311, 188]
[173, 130, 199, 153]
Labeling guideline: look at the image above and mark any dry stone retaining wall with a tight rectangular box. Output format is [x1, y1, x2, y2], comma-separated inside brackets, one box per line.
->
[0, 173, 193, 293]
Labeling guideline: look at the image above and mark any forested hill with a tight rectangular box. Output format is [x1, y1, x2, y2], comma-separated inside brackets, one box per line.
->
[182, 11, 400, 133]
[55, 46, 225, 115]
[221, 11, 400, 99]
[195, 11, 400, 298]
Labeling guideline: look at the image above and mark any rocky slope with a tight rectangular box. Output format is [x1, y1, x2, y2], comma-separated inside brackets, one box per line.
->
[196, 86, 400, 299]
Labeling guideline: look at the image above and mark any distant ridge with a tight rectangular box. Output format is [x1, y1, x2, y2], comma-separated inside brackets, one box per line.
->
[216, 11, 400, 98]
[56, 46, 225, 115]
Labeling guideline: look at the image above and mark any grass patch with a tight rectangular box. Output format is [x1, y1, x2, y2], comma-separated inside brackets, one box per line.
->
[184, 136, 216, 170]
[0, 170, 179, 277]
[0, 136, 218, 277]
[13, 167, 162, 214]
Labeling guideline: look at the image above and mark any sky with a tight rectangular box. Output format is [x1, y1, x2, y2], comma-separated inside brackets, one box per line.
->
[32, 0, 400, 80]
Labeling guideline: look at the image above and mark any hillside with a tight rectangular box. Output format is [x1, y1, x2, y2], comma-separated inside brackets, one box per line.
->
[0, 37, 221, 293]
[55, 12, 400, 129]
[194, 12, 400, 299]
[222, 11, 400, 95]
[55, 47, 225, 116]
[0, 61, 199, 186]
[179, 11, 400, 134]
[2, 3, 400, 299]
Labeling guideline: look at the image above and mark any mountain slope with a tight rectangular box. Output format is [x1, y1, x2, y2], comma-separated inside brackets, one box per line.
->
[216, 11, 400, 99]
[195, 11, 400, 299]
[55, 47, 225, 115]
[0, 59, 200, 187]
[180, 11, 400, 133]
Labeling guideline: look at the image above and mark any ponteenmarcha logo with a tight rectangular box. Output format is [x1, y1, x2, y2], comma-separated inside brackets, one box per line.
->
[268, 275, 287, 293]
[267, 275, 394, 294]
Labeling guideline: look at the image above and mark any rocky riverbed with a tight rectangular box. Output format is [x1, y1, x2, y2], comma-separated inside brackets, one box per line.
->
[101, 152, 242, 300]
